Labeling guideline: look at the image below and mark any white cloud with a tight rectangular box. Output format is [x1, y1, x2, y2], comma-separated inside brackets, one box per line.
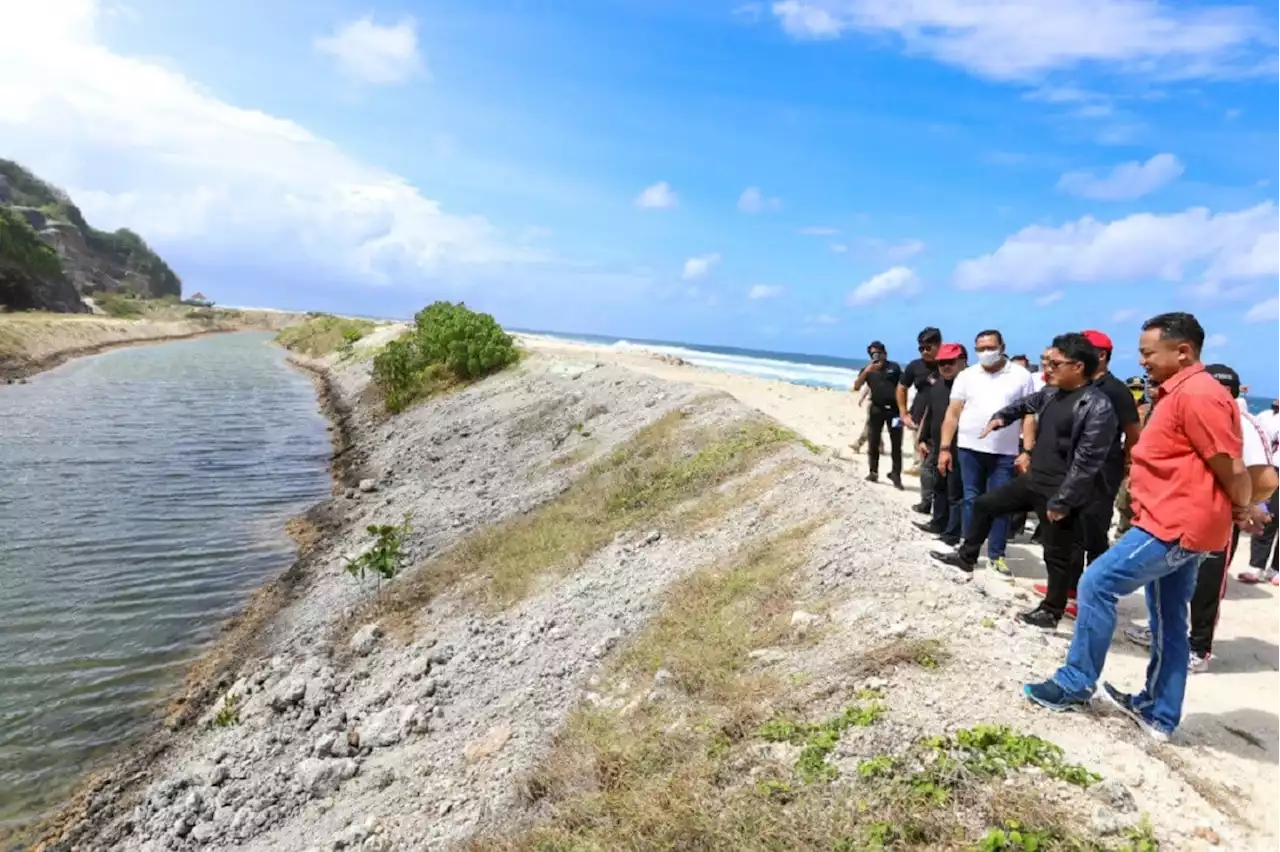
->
[1035, 290, 1065, 306]
[953, 204, 1279, 292]
[737, 186, 782, 213]
[0, 1, 540, 287]
[748, 284, 785, 300]
[636, 181, 678, 209]
[768, 0, 1271, 81]
[805, 313, 840, 325]
[1182, 280, 1253, 301]
[829, 242, 849, 254]
[1057, 153, 1184, 200]
[682, 252, 721, 280]
[845, 266, 920, 306]
[798, 225, 839, 235]
[1203, 332, 1229, 350]
[314, 16, 424, 85]
[773, 0, 843, 38]
[1111, 308, 1140, 323]
[733, 3, 765, 23]
[855, 236, 926, 261]
[1244, 298, 1278, 323]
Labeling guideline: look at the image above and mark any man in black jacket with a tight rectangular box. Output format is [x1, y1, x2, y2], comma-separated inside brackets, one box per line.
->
[932, 333, 1117, 628]
[914, 342, 967, 544]
[854, 340, 905, 488]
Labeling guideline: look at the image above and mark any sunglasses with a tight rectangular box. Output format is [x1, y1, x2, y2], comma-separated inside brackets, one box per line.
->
[918, 344, 936, 352]
[1042, 358, 1080, 371]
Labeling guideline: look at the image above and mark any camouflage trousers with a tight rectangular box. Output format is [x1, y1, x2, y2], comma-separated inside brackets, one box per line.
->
[1114, 478, 1132, 539]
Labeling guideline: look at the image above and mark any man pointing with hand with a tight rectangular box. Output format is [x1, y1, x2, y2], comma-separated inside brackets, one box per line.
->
[932, 332, 1117, 629]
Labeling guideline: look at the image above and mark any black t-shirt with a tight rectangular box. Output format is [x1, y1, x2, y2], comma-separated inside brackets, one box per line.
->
[862, 359, 903, 409]
[1030, 385, 1088, 495]
[1093, 372, 1140, 482]
[901, 358, 938, 420]
[925, 377, 955, 449]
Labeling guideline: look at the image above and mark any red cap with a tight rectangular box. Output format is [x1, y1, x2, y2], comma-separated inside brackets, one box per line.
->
[937, 342, 964, 360]
[1082, 329, 1113, 351]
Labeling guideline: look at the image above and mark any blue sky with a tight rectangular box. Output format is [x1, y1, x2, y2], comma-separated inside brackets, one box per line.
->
[3, 0, 1278, 392]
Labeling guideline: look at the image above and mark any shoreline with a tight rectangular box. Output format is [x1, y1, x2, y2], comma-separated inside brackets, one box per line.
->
[6, 346, 358, 852]
[0, 310, 308, 382]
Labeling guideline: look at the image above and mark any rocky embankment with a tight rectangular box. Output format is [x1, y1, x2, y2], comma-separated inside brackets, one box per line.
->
[0, 309, 305, 380]
[18, 344, 1267, 852]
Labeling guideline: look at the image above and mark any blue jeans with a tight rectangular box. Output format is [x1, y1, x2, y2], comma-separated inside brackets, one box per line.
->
[957, 448, 1015, 558]
[1053, 527, 1206, 733]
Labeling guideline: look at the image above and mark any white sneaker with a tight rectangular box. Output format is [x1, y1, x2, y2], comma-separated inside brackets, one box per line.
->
[1122, 626, 1152, 648]
[1188, 652, 1211, 673]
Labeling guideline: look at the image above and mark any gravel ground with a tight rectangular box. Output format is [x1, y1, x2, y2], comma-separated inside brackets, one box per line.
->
[29, 343, 1273, 852]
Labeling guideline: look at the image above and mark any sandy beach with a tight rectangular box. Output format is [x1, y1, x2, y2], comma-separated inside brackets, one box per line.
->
[21, 328, 1279, 852]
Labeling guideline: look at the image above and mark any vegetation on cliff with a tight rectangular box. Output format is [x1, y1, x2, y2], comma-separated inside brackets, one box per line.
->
[372, 301, 519, 413]
[0, 158, 181, 305]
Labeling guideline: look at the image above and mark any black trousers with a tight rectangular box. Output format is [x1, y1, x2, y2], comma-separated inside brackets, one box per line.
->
[958, 474, 1078, 616]
[1189, 526, 1242, 658]
[918, 443, 938, 506]
[1067, 484, 1120, 587]
[866, 406, 903, 478]
[1250, 489, 1279, 570]
[929, 446, 964, 537]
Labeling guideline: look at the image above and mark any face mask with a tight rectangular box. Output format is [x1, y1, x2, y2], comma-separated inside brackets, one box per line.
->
[977, 350, 1002, 368]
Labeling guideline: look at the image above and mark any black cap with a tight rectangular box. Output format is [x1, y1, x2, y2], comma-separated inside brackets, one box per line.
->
[1204, 363, 1241, 398]
[1125, 375, 1145, 390]
[868, 340, 886, 352]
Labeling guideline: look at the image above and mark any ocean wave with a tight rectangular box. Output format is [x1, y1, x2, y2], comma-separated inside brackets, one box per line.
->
[608, 340, 860, 389]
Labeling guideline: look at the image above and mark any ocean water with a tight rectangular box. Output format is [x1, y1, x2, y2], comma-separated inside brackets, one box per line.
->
[0, 333, 332, 831]
[519, 330, 1274, 413]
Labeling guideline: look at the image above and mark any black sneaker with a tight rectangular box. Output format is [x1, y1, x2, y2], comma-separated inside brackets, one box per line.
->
[937, 534, 961, 547]
[866, 472, 878, 483]
[1018, 607, 1060, 630]
[931, 550, 974, 573]
[914, 520, 944, 535]
[888, 474, 904, 490]
[912, 501, 931, 515]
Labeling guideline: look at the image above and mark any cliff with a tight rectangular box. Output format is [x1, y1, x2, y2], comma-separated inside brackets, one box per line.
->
[0, 159, 182, 313]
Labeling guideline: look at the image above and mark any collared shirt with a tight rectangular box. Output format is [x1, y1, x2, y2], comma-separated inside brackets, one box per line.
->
[950, 359, 1036, 456]
[1129, 363, 1242, 552]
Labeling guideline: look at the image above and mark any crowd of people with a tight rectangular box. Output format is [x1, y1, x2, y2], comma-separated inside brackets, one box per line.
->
[852, 312, 1279, 742]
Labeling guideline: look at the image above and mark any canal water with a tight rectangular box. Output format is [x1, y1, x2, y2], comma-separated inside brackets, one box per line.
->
[0, 333, 332, 831]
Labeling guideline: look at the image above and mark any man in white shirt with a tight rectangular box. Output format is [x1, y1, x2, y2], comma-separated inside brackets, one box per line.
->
[1254, 399, 1280, 452]
[936, 329, 1037, 575]
[1241, 397, 1280, 583]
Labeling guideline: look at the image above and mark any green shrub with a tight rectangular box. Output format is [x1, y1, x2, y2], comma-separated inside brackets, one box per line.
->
[275, 315, 375, 357]
[345, 516, 411, 590]
[372, 301, 518, 413]
[96, 292, 145, 318]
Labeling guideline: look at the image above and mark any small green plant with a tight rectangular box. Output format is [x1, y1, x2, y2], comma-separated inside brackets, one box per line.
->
[213, 692, 240, 728]
[337, 327, 364, 358]
[980, 616, 997, 629]
[800, 438, 823, 455]
[1120, 817, 1160, 852]
[975, 822, 1055, 851]
[754, 778, 794, 801]
[759, 699, 885, 783]
[345, 516, 412, 589]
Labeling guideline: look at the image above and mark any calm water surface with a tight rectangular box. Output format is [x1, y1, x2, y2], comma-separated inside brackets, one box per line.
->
[0, 333, 331, 829]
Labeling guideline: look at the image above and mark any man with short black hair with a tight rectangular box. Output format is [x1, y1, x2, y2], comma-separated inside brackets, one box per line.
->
[933, 333, 1116, 629]
[1033, 330, 1140, 615]
[936, 329, 1036, 575]
[854, 340, 905, 488]
[899, 327, 943, 510]
[1024, 312, 1252, 742]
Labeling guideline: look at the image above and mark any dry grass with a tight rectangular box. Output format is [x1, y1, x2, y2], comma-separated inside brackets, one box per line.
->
[357, 409, 799, 641]
[275, 314, 377, 357]
[466, 524, 1116, 852]
[844, 637, 951, 678]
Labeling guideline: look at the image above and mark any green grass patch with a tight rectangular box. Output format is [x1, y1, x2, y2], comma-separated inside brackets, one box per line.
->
[94, 292, 146, 318]
[275, 314, 377, 357]
[759, 698, 885, 783]
[355, 409, 798, 643]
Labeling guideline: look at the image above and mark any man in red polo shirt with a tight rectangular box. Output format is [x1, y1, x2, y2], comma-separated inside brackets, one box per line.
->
[1023, 312, 1252, 741]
